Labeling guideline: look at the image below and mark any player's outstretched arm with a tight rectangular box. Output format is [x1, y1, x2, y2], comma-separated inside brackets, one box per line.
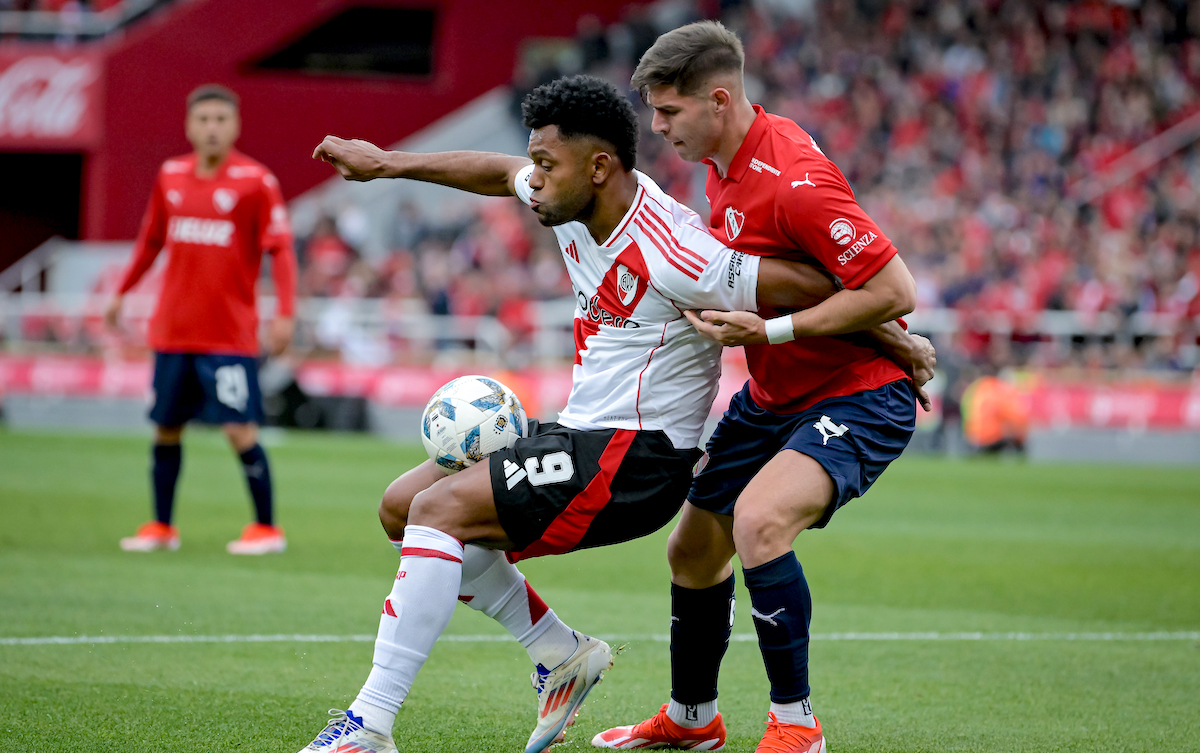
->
[312, 135, 532, 196]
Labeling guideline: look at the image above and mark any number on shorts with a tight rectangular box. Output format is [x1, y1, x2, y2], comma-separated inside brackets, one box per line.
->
[215, 364, 249, 413]
[524, 451, 574, 486]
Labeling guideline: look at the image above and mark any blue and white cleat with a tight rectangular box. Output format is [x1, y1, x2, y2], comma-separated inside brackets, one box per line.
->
[298, 709, 398, 753]
[526, 633, 614, 753]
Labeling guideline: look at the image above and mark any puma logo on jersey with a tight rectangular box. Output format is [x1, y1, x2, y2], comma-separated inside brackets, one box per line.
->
[813, 415, 849, 445]
[791, 173, 816, 188]
[751, 606, 786, 626]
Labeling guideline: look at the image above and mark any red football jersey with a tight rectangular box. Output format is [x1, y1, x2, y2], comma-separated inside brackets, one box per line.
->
[704, 106, 907, 413]
[117, 150, 297, 356]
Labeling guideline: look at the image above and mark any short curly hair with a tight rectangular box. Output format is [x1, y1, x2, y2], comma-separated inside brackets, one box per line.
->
[521, 75, 638, 171]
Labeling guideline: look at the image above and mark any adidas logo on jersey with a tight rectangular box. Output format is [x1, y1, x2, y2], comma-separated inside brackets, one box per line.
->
[168, 216, 234, 246]
[503, 459, 528, 490]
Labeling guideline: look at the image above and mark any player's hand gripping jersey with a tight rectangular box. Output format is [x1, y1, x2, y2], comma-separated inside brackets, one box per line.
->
[117, 150, 296, 356]
[704, 106, 908, 413]
[514, 165, 760, 449]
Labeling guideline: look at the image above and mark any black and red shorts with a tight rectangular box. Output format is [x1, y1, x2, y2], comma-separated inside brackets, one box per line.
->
[489, 421, 702, 561]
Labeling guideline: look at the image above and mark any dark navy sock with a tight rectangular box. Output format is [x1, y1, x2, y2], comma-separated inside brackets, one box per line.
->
[152, 443, 182, 525]
[238, 444, 274, 526]
[670, 574, 736, 705]
[744, 552, 812, 703]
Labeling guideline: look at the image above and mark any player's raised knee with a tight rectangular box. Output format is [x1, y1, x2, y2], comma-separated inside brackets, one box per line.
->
[407, 472, 477, 534]
[379, 477, 413, 537]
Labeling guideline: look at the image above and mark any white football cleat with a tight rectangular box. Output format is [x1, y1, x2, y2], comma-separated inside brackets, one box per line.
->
[526, 633, 613, 753]
[298, 709, 397, 753]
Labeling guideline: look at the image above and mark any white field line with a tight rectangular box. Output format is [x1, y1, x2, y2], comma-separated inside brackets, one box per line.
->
[1, 631, 1197, 647]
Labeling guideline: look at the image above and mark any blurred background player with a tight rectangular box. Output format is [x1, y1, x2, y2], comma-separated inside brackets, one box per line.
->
[106, 84, 297, 555]
[961, 369, 1030, 454]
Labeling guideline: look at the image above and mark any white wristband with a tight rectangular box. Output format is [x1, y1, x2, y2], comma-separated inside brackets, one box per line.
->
[764, 314, 796, 344]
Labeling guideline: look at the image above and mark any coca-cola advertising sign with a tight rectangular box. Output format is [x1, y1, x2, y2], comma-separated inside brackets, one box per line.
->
[0, 50, 102, 148]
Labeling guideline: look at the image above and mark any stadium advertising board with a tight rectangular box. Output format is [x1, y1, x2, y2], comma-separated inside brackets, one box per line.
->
[0, 49, 102, 150]
[2, 354, 1199, 431]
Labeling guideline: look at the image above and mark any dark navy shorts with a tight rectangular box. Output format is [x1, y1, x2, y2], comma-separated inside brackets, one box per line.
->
[150, 352, 264, 426]
[689, 379, 916, 528]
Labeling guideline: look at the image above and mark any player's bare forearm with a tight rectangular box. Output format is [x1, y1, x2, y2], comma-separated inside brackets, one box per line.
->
[755, 258, 840, 310]
[313, 136, 529, 196]
[788, 255, 916, 337]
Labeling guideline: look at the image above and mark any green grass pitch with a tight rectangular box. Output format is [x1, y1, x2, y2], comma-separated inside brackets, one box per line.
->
[1, 426, 1197, 752]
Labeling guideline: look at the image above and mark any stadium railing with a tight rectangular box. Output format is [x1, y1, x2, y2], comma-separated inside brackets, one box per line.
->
[0, 289, 1192, 367]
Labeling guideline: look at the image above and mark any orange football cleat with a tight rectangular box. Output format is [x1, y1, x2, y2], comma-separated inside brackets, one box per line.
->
[226, 523, 287, 555]
[755, 713, 825, 753]
[119, 521, 180, 552]
[592, 703, 726, 750]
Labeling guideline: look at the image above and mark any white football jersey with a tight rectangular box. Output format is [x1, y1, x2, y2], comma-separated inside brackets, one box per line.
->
[514, 164, 759, 448]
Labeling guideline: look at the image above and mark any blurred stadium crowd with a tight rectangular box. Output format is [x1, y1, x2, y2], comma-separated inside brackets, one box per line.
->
[293, 0, 1200, 375]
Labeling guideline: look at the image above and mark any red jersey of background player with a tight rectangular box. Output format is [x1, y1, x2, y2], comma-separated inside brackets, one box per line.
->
[117, 150, 297, 356]
[704, 105, 908, 413]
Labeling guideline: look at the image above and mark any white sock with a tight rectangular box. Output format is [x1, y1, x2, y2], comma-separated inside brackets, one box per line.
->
[348, 702, 393, 738]
[457, 545, 579, 668]
[666, 699, 719, 729]
[770, 697, 815, 727]
[352, 525, 464, 734]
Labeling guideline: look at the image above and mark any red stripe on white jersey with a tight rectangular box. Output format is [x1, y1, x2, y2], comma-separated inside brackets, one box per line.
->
[635, 211, 705, 276]
[641, 207, 710, 269]
[634, 217, 700, 281]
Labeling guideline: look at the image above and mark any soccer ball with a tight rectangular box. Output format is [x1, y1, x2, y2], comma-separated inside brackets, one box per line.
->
[421, 375, 528, 473]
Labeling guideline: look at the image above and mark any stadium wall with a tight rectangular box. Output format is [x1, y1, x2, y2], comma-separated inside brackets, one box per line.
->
[3, 353, 1199, 465]
[0, 0, 634, 247]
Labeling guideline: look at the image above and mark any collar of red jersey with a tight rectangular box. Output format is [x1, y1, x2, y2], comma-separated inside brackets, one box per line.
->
[190, 148, 245, 179]
[710, 104, 770, 183]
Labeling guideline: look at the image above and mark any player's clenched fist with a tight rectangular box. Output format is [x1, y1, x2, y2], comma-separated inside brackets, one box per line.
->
[312, 135, 391, 181]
